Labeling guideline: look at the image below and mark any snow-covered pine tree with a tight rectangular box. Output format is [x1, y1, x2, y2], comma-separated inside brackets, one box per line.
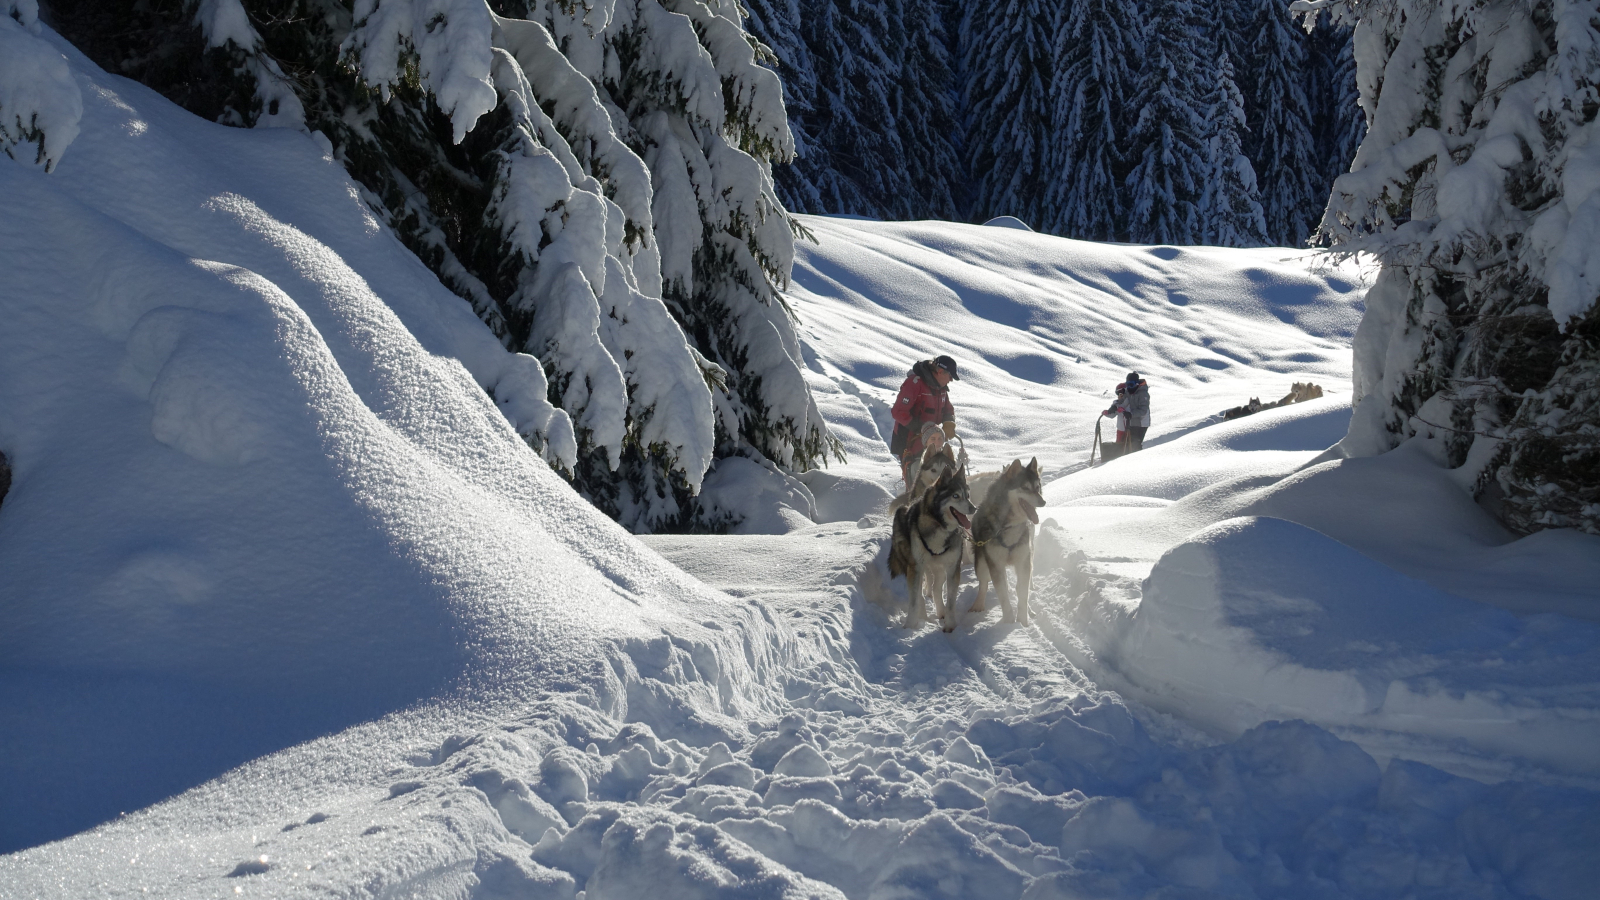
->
[1123, 0, 1208, 244]
[1046, 0, 1142, 240]
[1305, 15, 1365, 204]
[1198, 49, 1269, 246]
[892, 0, 964, 219]
[1205, 0, 1251, 70]
[593, 0, 838, 514]
[798, 0, 909, 216]
[1306, 0, 1600, 535]
[740, 0, 828, 212]
[46, 0, 834, 531]
[745, 0, 961, 220]
[962, 0, 1061, 229]
[1238, 0, 1320, 246]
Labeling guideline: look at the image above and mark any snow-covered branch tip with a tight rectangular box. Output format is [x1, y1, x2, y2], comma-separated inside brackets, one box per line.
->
[0, 3, 82, 172]
[343, 0, 498, 143]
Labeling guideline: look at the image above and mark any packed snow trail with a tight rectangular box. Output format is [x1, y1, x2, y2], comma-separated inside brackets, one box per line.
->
[4, 23, 1600, 900]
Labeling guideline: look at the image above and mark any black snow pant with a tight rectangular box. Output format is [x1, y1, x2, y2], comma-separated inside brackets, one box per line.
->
[1126, 426, 1148, 452]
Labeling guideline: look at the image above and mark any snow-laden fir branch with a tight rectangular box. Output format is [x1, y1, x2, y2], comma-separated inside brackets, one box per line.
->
[1303, 0, 1600, 535]
[37, 0, 834, 530]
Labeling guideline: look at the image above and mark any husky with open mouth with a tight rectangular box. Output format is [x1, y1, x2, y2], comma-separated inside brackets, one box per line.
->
[970, 457, 1045, 625]
[889, 466, 975, 632]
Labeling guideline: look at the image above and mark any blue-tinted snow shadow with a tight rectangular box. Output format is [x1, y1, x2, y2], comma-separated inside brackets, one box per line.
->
[797, 253, 1037, 331]
[1242, 267, 1327, 325]
[0, 666, 448, 853]
[839, 359, 901, 388]
[989, 353, 1058, 384]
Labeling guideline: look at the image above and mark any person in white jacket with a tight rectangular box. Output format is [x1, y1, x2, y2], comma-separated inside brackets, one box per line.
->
[1120, 372, 1151, 451]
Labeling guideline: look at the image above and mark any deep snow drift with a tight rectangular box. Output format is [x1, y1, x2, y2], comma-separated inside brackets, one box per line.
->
[3, 26, 1600, 900]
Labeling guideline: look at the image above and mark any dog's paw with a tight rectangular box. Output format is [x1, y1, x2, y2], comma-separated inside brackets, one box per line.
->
[969, 601, 985, 612]
[942, 624, 956, 633]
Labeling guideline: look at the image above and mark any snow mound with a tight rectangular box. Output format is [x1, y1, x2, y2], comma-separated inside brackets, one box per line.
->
[1120, 516, 1600, 779]
[982, 215, 1033, 230]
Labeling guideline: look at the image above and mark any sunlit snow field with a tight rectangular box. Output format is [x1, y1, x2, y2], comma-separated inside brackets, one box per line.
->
[3, 31, 1600, 900]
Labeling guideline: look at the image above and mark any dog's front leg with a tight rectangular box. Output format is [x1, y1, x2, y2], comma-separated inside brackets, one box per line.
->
[941, 561, 963, 633]
[1015, 551, 1033, 625]
[993, 554, 1016, 624]
[904, 559, 924, 628]
[971, 546, 988, 613]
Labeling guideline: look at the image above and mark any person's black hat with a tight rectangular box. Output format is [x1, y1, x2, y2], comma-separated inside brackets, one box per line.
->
[934, 355, 960, 380]
[1126, 371, 1140, 383]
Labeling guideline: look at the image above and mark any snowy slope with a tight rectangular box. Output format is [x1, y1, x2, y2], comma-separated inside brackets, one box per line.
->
[0, 30, 810, 861]
[787, 215, 1365, 486]
[4, 28, 1600, 900]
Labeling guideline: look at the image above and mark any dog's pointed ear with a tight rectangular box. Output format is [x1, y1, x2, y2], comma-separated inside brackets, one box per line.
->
[1005, 460, 1019, 475]
[1028, 457, 1039, 473]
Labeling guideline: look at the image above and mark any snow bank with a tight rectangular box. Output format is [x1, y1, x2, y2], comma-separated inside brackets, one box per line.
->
[1118, 516, 1600, 779]
[0, 26, 798, 856]
[1039, 406, 1600, 783]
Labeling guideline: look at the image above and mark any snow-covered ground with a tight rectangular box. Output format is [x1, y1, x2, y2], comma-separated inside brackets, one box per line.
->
[4, 30, 1600, 900]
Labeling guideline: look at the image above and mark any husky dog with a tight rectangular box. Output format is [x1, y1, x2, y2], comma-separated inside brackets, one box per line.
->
[1287, 381, 1325, 403]
[888, 466, 975, 631]
[970, 457, 1045, 625]
[889, 442, 959, 513]
[1225, 382, 1326, 420]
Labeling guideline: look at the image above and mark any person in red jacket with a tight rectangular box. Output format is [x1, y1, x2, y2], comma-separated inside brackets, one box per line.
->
[890, 355, 959, 487]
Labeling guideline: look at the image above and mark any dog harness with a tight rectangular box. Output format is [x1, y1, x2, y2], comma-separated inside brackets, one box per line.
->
[972, 521, 1028, 552]
[917, 516, 967, 557]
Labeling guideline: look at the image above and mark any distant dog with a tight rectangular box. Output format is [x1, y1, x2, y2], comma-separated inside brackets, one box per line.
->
[889, 466, 975, 631]
[1225, 382, 1325, 420]
[970, 458, 1044, 625]
[1222, 397, 1264, 420]
[1282, 381, 1324, 403]
[889, 442, 959, 514]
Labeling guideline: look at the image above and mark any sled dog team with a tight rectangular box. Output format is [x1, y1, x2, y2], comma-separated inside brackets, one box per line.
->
[888, 447, 1044, 632]
[885, 355, 1049, 632]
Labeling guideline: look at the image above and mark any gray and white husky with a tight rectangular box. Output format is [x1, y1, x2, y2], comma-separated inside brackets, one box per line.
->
[969, 457, 1045, 625]
[888, 466, 975, 632]
[889, 442, 961, 514]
